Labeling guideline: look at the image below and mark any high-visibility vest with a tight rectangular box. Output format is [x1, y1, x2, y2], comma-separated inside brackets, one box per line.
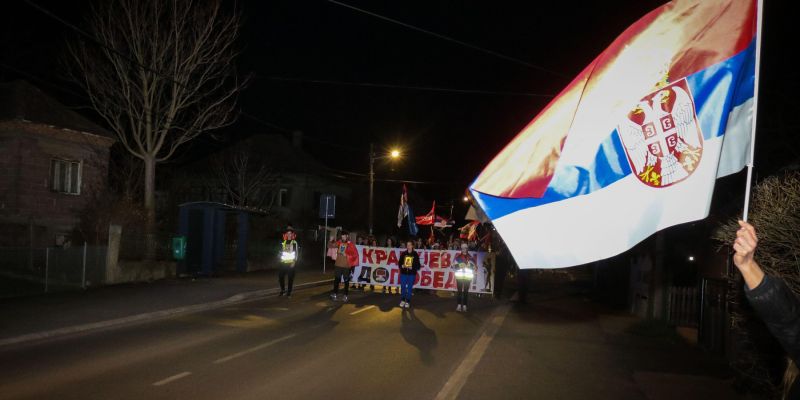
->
[455, 262, 475, 281]
[281, 240, 298, 264]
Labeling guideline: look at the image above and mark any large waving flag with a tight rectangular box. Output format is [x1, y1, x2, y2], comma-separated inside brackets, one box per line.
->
[469, 0, 758, 269]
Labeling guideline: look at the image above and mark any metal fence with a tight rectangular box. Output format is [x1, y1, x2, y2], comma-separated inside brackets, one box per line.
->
[667, 286, 699, 328]
[699, 278, 728, 353]
[0, 245, 107, 298]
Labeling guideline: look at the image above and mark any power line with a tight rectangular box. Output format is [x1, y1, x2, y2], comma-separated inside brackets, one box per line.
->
[327, 0, 569, 79]
[22, 0, 191, 90]
[260, 75, 553, 98]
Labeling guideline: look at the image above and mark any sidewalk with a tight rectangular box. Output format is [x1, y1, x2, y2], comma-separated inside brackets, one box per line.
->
[0, 266, 332, 346]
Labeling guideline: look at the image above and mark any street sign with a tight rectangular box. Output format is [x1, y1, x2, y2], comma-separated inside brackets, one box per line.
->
[319, 194, 336, 218]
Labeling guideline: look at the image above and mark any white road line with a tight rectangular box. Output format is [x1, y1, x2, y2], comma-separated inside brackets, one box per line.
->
[213, 334, 297, 364]
[434, 305, 511, 400]
[153, 371, 192, 386]
[349, 305, 376, 315]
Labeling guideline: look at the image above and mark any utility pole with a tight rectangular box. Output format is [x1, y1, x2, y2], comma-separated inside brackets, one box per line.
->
[369, 143, 375, 235]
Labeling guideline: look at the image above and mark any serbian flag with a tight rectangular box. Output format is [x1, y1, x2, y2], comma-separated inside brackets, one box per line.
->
[415, 201, 437, 226]
[469, 0, 757, 269]
[397, 184, 409, 228]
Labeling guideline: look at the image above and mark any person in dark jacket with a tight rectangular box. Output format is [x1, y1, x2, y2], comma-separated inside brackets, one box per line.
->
[734, 220, 800, 399]
[398, 241, 421, 309]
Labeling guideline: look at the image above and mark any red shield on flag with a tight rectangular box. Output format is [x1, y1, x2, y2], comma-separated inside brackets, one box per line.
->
[617, 79, 704, 188]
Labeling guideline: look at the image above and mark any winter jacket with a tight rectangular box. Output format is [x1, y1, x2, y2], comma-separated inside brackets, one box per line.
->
[334, 240, 359, 268]
[398, 250, 421, 275]
[746, 275, 800, 363]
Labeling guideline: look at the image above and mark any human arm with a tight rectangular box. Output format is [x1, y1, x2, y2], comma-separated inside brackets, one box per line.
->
[735, 221, 800, 363]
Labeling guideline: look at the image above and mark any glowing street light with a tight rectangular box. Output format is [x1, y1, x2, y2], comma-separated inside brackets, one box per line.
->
[369, 144, 403, 235]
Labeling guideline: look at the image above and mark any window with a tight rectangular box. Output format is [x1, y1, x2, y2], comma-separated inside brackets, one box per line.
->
[50, 159, 82, 195]
[278, 188, 289, 207]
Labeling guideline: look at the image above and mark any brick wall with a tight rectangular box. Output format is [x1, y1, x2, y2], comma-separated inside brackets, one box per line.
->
[0, 121, 113, 246]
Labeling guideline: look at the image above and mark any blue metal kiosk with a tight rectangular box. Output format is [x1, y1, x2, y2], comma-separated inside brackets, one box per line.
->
[177, 202, 257, 276]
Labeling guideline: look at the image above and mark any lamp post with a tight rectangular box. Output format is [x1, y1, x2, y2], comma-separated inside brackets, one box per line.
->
[368, 143, 401, 235]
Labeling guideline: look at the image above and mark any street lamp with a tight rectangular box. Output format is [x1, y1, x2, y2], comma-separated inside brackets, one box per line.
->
[369, 143, 401, 235]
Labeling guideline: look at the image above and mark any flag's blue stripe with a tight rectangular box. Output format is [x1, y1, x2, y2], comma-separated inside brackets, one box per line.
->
[471, 38, 756, 221]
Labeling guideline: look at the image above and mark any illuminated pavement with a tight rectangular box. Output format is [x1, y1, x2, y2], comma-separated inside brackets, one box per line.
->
[0, 283, 743, 400]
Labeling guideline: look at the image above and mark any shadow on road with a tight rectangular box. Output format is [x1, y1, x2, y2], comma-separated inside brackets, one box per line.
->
[401, 308, 438, 365]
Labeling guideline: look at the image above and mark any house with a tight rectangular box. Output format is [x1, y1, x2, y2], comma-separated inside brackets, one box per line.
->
[166, 132, 358, 271]
[0, 80, 115, 247]
[173, 132, 356, 232]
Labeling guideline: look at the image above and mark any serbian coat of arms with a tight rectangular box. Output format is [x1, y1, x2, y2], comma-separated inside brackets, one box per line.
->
[617, 78, 703, 188]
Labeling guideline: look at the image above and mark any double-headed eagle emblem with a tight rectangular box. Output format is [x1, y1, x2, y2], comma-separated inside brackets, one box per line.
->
[618, 79, 703, 188]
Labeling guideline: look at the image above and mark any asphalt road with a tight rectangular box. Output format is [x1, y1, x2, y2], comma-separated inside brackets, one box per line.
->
[0, 286, 501, 400]
[0, 281, 744, 400]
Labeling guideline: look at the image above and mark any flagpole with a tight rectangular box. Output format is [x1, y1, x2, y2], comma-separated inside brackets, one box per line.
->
[742, 0, 764, 222]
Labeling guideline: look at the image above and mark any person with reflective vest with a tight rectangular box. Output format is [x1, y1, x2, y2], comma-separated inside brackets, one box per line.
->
[398, 241, 422, 309]
[453, 243, 477, 312]
[331, 231, 358, 302]
[279, 225, 298, 297]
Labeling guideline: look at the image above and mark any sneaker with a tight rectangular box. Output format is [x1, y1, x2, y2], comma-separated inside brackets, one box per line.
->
[330, 293, 337, 301]
[457, 305, 462, 312]
[279, 291, 285, 296]
[404, 302, 410, 309]
[399, 301, 406, 308]
[342, 295, 348, 303]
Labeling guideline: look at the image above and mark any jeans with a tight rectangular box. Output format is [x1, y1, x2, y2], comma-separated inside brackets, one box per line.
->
[333, 267, 351, 295]
[456, 279, 470, 306]
[279, 265, 295, 294]
[400, 273, 415, 302]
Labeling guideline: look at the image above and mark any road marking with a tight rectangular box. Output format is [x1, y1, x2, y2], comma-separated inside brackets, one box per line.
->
[349, 305, 376, 315]
[153, 371, 192, 386]
[434, 304, 511, 400]
[213, 334, 297, 364]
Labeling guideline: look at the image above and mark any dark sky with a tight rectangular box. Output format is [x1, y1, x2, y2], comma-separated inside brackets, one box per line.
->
[2, 0, 797, 200]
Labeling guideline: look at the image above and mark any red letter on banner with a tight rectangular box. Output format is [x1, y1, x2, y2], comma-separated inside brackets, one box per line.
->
[429, 252, 440, 268]
[440, 252, 451, 268]
[420, 271, 432, 286]
[387, 250, 398, 265]
[390, 268, 399, 284]
[375, 250, 387, 264]
[433, 271, 444, 288]
[444, 271, 456, 289]
[362, 248, 373, 264]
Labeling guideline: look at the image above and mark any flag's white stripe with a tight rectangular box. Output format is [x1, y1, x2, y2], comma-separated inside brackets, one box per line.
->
[495, 134, 728, 269]
[717, 98, 754, 178]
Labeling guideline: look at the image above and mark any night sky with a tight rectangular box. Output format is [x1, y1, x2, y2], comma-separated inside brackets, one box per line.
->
[1, 0, 797, 208]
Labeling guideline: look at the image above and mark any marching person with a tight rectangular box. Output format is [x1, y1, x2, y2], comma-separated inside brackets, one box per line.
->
[279, 225, 298, 297]
[331, 231, 359, 302]
[398, 240, 422, 309]
[453, 243, 477, 312]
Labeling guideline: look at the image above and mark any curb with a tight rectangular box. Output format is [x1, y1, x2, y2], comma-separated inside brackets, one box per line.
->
[0, 278, 332, 348]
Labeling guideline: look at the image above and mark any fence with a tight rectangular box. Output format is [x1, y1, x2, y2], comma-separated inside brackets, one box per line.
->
[0, 244, 108, 298]
[699, 278, 728, 353]
[667, 286, 699, 328]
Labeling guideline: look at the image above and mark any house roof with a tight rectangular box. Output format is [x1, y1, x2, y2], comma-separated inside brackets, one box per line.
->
[238, 134, 330, 175]
[0, 80, 113, 138]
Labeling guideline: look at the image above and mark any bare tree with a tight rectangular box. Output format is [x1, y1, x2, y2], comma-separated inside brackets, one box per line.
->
[68, 0, 244, 259]
[211, 149, 279, 210]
